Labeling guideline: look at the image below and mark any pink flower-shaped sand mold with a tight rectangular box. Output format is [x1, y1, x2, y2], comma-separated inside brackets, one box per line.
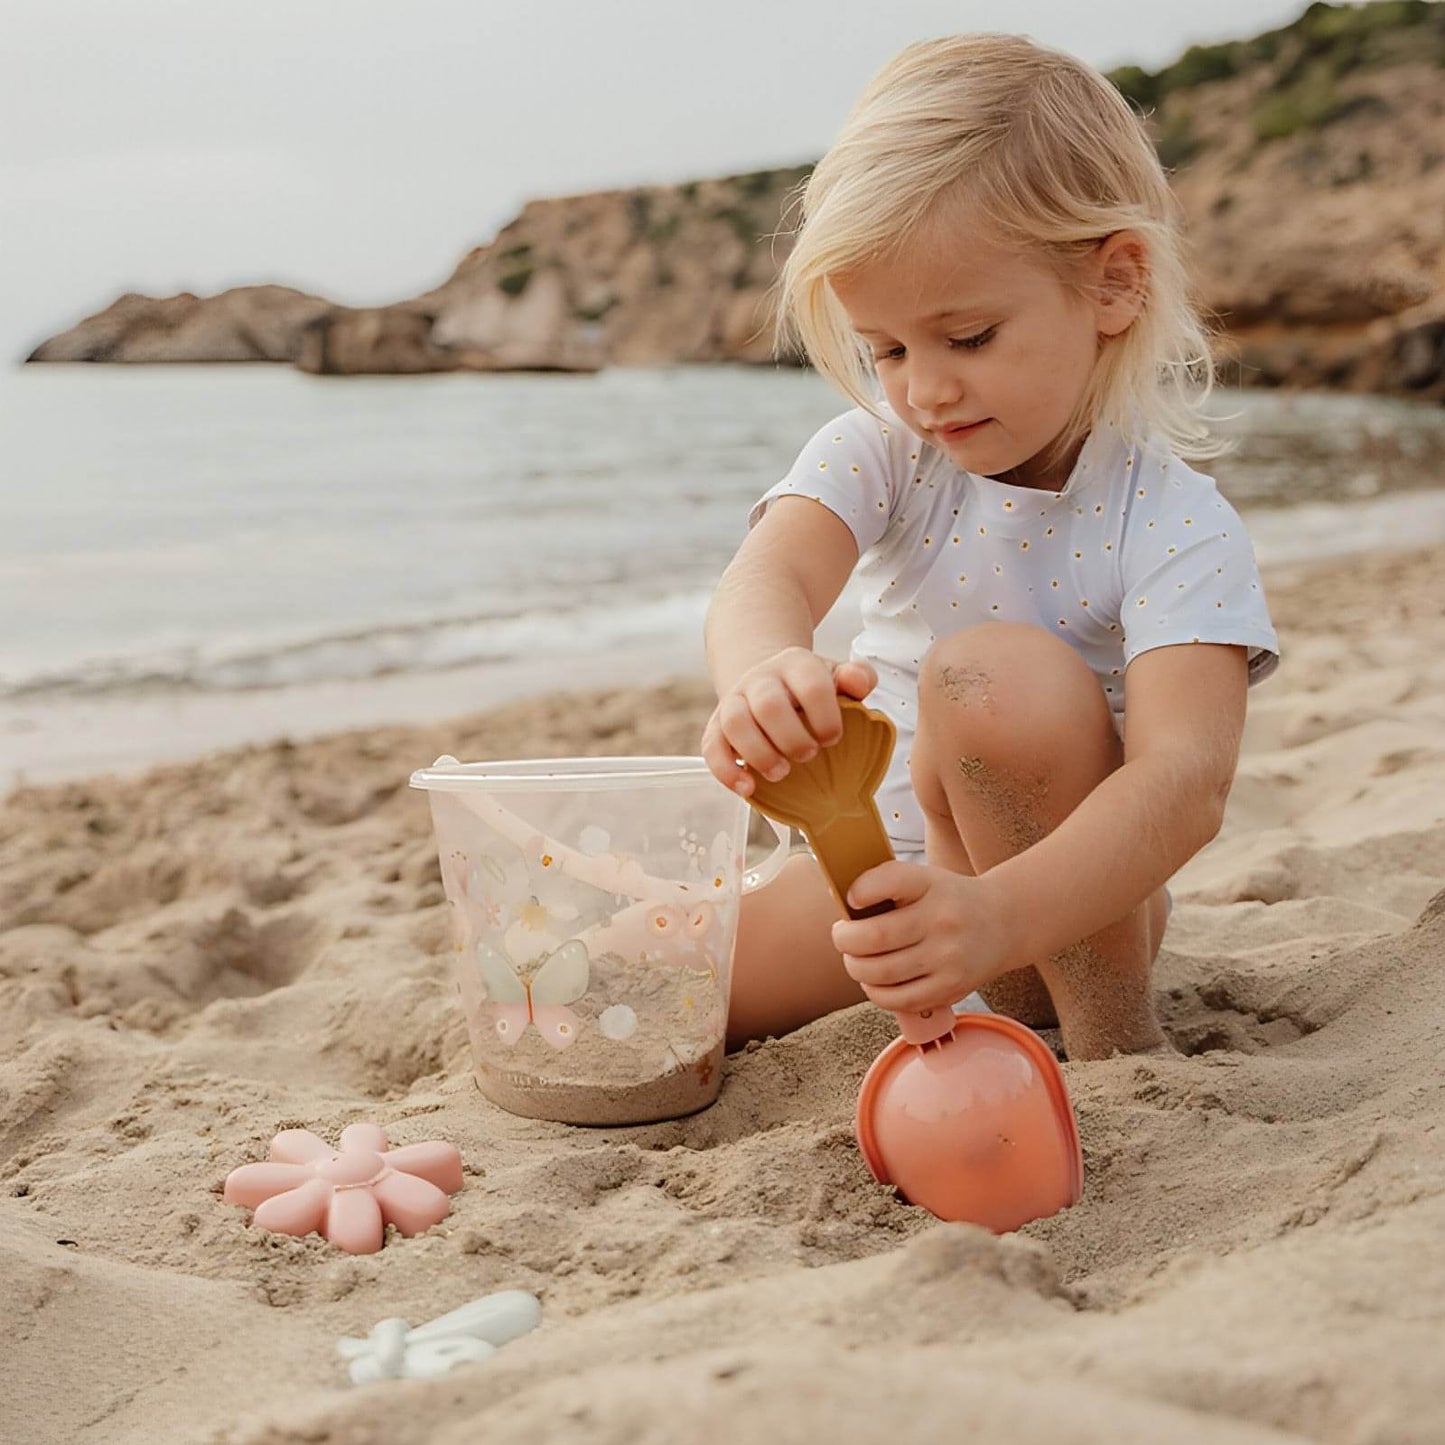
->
[223, 1123, 463, 1254]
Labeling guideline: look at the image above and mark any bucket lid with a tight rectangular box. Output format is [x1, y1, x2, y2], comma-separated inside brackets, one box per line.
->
[409, 755, 716, 794]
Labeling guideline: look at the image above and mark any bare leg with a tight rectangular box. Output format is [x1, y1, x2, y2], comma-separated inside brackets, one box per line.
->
[909, 623, 1169, 1060]
[726, 853, 864, 1051]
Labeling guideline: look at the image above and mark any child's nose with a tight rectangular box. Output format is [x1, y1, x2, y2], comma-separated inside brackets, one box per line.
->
[906, 356, 964, 413]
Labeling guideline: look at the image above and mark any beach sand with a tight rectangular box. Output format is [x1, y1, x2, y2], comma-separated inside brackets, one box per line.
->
[3, 546, 1443, 1444]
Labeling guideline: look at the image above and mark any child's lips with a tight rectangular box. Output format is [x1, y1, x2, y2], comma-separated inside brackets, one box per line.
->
[937, 419, 991, 439]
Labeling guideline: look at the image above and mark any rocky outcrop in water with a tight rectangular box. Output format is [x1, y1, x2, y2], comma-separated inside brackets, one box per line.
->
[29, 286, 332, 365]
[24, 2, 1445, 398]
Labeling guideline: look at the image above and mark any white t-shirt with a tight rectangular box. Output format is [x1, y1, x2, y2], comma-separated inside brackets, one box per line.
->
[748, 401, 1280, 853]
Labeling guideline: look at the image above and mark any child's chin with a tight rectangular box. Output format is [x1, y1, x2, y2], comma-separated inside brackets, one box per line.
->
[939, 431, 1000, 466]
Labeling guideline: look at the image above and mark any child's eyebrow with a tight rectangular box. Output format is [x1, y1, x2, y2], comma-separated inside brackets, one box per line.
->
[854, 306, 998, 338]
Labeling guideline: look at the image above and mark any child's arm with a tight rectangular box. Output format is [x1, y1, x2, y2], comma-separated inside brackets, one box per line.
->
[702, 497, 871, 794]
[979, 642, 1247, 962]
[838, 642, 1247, 1004]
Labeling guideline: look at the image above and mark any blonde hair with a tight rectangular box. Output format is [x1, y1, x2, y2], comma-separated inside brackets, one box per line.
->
[773, 33, 1229, 467]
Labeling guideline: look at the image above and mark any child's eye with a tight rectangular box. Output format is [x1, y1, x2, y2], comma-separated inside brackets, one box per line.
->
[950, 326, 997, 351]
[870, 326, 996, 364]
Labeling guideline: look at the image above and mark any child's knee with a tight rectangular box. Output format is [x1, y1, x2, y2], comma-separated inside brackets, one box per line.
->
[915, 622, 1112, 762]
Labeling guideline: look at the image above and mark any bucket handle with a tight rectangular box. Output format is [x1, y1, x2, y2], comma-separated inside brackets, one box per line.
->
[742, 810, 792, 895]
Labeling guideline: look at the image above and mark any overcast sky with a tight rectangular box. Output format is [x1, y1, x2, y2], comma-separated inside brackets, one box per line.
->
[2, 0, 1311, 361]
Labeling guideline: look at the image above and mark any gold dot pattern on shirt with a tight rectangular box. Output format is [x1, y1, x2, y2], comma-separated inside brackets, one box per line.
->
[833, 435, 843, 442]
[851, 465, 860, 473]
[1058, 618, 1067, 627]
[1020, 540, 1030, 551]
[994, 564, 1003, 574]
[1104, 542, 1113, 551]
[1185, 518, 1193, 525]
[1051, 579, 1059, 589]
[1137, 488, 1146, 497]
[1167, 546, 1177, 555]
[979, 526, 987, 535]
[991, 604, 999, 611]
[1003, 500, 1014, 511]
[1148, 520, 1156, 529]
[1137, 597, 1148, 607]
[952, 535, 960, 544]
[1094, 504, 1103, 515]
[1081, 599, 1089, 607]
[958, 574, 967, 583]
[923, 536, 932, 546]
[1073, 550, 1082, 559]
[881, 426, 890, 434]
[1045, 526, 1054, 537]
[818, 461, 827, 470]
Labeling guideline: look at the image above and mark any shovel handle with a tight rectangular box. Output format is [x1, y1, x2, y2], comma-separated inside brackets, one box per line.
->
[807, 817, 956, 1048]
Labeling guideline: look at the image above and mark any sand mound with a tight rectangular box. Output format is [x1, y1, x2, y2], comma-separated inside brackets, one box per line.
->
[3, 551, 1443, 1444]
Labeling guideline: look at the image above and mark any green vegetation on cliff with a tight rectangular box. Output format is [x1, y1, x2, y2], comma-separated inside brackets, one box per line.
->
[1109, 0, 1444, 145]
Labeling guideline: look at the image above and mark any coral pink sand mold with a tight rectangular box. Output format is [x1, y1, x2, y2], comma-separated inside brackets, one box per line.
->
[223, 1123, 464, 1254]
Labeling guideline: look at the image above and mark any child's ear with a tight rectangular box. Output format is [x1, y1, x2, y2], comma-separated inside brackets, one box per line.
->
[1090, 230, 1149, 338]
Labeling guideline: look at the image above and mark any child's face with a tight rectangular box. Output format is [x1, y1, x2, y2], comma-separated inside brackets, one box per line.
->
[832, 219, 1137, 491]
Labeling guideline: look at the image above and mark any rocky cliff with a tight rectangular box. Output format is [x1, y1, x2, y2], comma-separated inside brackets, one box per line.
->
[26, 1, 1445, 399]
[1123, 0, 1445, 398]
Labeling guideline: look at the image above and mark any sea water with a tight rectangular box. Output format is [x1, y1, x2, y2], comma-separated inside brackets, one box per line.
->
[2, 363, 1443, 783]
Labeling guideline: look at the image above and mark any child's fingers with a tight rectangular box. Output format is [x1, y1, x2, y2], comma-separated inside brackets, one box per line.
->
[716, 694, 790, 782]
[860, 976, 956, 1015]
[839, 946, 928, 989]
[843, 953, 930, 999]
[844, 861, 929, 914]
[832, 659, 878, 700]
[832, 899, 924, 959]
[745, 679, 822, 766]
[782, 660, 846, 748]
[700, 714, 753, 795]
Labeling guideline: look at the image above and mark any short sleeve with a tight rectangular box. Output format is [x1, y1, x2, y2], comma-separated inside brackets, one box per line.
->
[747, 405, 906, 557]
[1120, 467, 1279, 685]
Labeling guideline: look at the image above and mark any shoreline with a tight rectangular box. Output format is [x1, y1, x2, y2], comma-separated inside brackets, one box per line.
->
[0, 585, 866, 794]
[4, 538, 1439, 796]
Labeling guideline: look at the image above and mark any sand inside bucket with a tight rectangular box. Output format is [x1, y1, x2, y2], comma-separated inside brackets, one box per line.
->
[456, 940, 727, 1126]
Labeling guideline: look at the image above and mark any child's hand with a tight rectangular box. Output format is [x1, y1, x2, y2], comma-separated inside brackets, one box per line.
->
[702, 650, 877, 797]
[829, 863, 1020, 1015]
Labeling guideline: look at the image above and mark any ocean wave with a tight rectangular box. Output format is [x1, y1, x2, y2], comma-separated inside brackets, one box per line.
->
[0, 588, 713, 700]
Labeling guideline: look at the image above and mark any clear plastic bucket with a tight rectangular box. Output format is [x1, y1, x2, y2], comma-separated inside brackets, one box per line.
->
[409, 755, 790, 1125]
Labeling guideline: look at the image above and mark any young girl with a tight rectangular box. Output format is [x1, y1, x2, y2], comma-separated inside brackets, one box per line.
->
[702, 34, 1279, 1061]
